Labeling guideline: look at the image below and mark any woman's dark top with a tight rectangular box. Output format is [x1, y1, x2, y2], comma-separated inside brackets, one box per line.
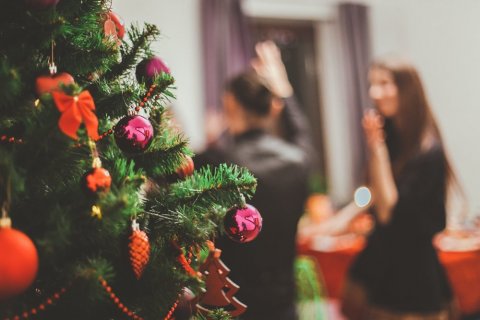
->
[349, 142, 453, 313]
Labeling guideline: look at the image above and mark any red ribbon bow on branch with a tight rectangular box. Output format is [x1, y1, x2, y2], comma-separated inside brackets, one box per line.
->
[52, 90, 99, 140]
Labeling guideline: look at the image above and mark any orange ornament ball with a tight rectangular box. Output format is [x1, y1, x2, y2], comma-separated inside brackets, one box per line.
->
[81, 167, 112, 196]
[176, 156, 194, 179]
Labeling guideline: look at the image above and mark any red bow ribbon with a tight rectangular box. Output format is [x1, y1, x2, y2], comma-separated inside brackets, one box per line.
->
[52, 90, 99, 140]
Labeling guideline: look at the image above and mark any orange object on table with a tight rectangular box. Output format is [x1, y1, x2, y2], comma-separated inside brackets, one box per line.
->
[297, 233, 480, 316]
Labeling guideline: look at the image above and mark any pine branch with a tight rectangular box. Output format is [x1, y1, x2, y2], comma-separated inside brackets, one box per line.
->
[0, 60, 23, 109]
[149, 72, 176, 97]
[101, 145, 146, 187]
[89, 72, 175, 120]
[195, 309, 233, 320]
[144, 165, 257, 244]
[103, 23, 160, 82]
[91, 78, 142, 119]
[167, 164, 257, 208]
[133, 136, 190, 178]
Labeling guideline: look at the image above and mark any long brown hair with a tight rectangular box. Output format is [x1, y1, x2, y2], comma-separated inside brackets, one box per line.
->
[371, 57, 461, 202]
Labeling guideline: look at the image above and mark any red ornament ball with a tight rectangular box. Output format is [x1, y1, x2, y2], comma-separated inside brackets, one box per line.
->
[176, 155, 194, 179]
[114, 115, 154, 154]
[25, 0, 59, 10]
[81, 167, 112, 196]
[136, 56, 170, 85]
[224, 204, 263, 243]
[0, 224, 39, 300]
[35, 72, 74, 96]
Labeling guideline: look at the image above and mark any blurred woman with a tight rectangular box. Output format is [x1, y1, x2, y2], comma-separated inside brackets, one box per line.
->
[341, 57, 459, 319]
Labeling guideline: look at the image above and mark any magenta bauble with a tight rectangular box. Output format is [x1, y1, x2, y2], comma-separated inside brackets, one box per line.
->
[172, 287, 196, 320]
[0, 225, 39, 300]
[114, 115, 154, 154]
[136, 56, 170, 85]
[224, 204, 263, 243]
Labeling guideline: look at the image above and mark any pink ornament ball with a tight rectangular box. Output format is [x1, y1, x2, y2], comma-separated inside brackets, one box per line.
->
[114, 115, 154, 154]
[136, 56, 170, 85]
[172, 287, 196, 320]
[224, 204, 263, 243]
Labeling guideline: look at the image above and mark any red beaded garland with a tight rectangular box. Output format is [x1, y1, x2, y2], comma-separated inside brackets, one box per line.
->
[164, 298, 180, 320]
[0, 135, 23, 144]
[97, 276, 180, 320]
[2, 286, 68, 320]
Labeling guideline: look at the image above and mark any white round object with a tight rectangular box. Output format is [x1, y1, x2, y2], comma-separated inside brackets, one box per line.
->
[354, 186, 372, 208]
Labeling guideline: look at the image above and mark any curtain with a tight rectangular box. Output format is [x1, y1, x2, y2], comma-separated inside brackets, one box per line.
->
[338, 2, 372, 187]
[201, 0, 253, 112]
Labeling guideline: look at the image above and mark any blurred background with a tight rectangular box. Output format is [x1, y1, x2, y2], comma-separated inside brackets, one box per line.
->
[113, 0, 479, 218]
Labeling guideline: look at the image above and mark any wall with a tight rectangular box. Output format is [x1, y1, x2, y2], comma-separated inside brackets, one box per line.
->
[368, 0, 480, 217]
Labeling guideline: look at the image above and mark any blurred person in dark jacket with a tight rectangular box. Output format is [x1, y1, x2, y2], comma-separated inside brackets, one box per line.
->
[195, 41, 315, 320]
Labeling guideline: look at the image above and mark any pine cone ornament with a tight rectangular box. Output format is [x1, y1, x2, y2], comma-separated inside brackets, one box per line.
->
[129, 221, 150, 279]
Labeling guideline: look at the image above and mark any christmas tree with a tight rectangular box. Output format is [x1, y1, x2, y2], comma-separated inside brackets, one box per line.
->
[0, 1, 257, 319]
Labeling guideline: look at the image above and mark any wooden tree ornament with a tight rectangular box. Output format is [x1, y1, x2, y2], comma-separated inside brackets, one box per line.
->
[196, 242, 247, 318]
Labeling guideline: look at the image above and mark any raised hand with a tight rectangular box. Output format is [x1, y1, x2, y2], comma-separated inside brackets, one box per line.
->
[362, 109, 385, 149]
[251, 41, 293, 98]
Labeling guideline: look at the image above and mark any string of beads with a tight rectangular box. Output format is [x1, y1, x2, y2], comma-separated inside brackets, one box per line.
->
[98, 276, 180, 320]
[2, 286, 68, 320]
[0, 135, 23, 144]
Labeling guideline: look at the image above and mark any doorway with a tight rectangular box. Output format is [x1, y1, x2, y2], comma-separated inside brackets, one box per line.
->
[250, 19, 326, 190]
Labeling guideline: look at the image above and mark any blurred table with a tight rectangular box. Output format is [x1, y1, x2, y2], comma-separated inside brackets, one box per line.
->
[297, 232, 480, 316]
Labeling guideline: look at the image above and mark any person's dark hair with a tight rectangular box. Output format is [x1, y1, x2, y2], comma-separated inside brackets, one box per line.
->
[371, 58, 440, 169]
[371, 57, 463, 207]
[226, 71, 274, 116]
